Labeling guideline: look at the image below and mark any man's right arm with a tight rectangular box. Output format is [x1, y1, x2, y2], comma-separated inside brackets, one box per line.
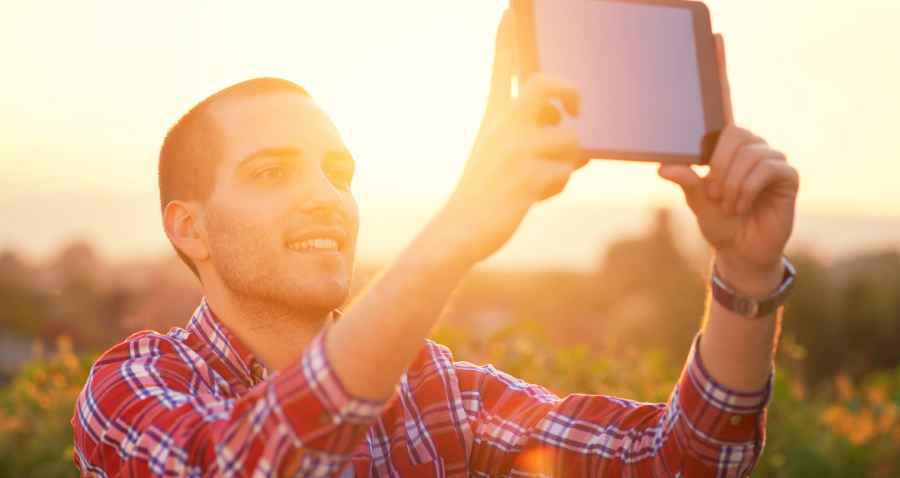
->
[73, 331, 383, 477]
[326, 11, 585, 401]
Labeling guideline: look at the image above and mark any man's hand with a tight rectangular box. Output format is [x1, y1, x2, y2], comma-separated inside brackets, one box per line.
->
[432, 11, 583, 267]
[658, 34, 799, 296]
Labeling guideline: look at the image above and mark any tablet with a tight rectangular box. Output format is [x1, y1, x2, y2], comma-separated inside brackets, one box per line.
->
[511, 0, 724, 164]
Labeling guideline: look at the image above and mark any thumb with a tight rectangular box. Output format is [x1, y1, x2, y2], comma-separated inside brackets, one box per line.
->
[482, 10, 516, 124]
[658, 164, 707, 212]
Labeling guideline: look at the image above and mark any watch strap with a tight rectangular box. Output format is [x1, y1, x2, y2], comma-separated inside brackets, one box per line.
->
[711, 256, 796, 318]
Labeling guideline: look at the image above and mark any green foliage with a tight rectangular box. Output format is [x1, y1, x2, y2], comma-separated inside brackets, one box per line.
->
[3, 319, 900, 476]
[752, 363, 900, 478]
[432, 319, 678, 403]
[0, 336, 91, 478]
[435, 321, 900, 477]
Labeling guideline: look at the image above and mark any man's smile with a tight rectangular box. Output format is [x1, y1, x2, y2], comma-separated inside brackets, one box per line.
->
[287, 237, 339, 251]
[285, 227, 347, 255]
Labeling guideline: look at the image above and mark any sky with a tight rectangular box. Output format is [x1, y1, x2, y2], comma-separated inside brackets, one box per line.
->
[1, 0, 899, 268]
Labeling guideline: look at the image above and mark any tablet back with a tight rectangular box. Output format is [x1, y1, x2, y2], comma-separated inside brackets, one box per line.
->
[515, 0, 722, 164]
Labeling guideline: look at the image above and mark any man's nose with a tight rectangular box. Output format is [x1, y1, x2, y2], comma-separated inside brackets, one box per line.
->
[293, 169, 343, 215]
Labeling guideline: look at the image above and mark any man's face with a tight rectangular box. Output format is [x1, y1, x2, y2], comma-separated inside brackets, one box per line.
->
[201, 92, 359, 314]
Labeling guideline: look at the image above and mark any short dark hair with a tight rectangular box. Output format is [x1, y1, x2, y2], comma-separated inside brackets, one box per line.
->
[158, 77, 312, 280]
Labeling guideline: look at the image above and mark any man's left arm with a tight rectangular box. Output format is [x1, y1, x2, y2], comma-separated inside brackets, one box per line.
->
[658, 33, 799, 394]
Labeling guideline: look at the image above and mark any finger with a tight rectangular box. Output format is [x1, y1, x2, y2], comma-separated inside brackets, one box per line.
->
[530, 127, 579, 162]
[720, 144, 785, 214]
[736, 160, 800, 214]
[515, 73, 580, 120]
[537, 104, 562, 126]
[714, 34, 735, 126]
[483, 10, 517, 123]
[658, 164, 706, 213]
[705, 126, 766, 199]
[531, 159, 576, 201]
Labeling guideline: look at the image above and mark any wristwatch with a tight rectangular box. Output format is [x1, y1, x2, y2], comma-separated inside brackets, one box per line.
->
[710, 256, 796, 318]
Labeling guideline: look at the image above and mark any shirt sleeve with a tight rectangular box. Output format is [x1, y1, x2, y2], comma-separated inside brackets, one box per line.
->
[456, 333, 771, 478]
[72, 330, 385, 477]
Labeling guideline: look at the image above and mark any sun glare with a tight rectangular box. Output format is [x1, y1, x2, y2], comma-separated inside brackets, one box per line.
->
[0, 0, 898, 262]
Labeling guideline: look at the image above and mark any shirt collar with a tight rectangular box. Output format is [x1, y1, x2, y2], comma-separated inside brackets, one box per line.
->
[186, 298, 268, 389]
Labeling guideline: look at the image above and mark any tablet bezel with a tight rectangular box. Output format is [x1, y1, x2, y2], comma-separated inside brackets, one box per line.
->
[511, 0, 724, 165]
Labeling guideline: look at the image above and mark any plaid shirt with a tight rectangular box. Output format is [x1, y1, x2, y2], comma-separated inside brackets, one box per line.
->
[73, 299, 771, 477]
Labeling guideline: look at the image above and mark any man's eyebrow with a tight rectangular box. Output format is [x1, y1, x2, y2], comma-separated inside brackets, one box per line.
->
[237, 147, 301, 169]
[326, 150, 356, 171]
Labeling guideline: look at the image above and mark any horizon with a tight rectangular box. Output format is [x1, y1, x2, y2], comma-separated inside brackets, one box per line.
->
[5, 202, 900, 274]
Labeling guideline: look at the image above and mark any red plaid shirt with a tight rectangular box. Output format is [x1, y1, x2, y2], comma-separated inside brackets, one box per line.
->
[73, 299, 770, 477]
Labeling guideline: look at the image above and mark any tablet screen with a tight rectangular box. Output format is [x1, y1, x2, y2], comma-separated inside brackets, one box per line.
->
[527, 0, 711, 160]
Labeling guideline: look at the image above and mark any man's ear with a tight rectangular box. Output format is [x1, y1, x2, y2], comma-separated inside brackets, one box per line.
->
[163, 201, 210, 262]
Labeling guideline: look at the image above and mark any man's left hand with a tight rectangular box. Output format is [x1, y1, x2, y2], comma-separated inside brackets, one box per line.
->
[658, 34, 799, 295]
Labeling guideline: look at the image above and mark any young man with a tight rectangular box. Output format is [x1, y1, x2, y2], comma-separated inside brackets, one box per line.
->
[73, 13, 798, 478]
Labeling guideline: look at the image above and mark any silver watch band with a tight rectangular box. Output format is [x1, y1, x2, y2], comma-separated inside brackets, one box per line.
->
[710, 256, 796, 318]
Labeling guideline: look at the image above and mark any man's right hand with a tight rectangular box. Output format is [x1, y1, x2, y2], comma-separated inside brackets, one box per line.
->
[430, 11, 584, 267]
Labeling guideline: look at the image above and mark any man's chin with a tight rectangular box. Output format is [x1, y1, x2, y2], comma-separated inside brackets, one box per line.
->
[280, 273, 352, 309]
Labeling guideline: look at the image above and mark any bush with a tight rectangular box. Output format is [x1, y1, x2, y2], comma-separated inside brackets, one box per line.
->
[3, 323, 900, 476]
[435, 321, 900, 477]
[0, 336, 91, 478]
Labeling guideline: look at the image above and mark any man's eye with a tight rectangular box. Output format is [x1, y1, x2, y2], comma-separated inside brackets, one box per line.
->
[258, 167, 286, 179]
[326, 169, 352, 186]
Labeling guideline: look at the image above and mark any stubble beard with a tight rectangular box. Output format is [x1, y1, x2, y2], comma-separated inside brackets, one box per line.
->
[205, 206, 354, 328]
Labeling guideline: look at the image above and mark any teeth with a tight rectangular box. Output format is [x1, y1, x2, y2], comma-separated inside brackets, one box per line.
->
[288, 238, 339, 251]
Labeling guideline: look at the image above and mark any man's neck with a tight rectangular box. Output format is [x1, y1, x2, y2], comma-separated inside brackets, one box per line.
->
[203, 291, 334, 373]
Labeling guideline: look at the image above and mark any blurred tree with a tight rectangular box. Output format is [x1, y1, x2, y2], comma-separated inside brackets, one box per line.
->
[835, 251, 900, 379]
[782, 251, 900, 386]
[780, 253, 837, 384]
[0, 252, 44, 337]
[592, 210, 706, 360]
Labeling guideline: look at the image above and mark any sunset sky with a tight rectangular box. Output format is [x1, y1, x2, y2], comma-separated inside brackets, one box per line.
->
[1, 0, 898, 268]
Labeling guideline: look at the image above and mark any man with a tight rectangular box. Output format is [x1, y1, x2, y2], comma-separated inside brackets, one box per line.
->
[73, 12, 798, 478]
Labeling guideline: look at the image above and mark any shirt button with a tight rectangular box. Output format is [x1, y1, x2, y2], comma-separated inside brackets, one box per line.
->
[319, 412, 331, 424]
[730, 415, 743, 426]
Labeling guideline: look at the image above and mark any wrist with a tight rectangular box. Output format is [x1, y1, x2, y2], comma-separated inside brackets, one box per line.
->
[713, 253, 785, 298]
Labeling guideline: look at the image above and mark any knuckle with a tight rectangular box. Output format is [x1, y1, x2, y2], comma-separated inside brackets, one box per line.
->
[720, 124, 741, 140]
[736, 127, 758, 142]
[760, 157, 782, 172]
[744, 131, 767, 145]
[788, 165, 800, 181]
[774, 161, 800, 182]
[770, 148, 788, 161]
[736, 142, 762, 163]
